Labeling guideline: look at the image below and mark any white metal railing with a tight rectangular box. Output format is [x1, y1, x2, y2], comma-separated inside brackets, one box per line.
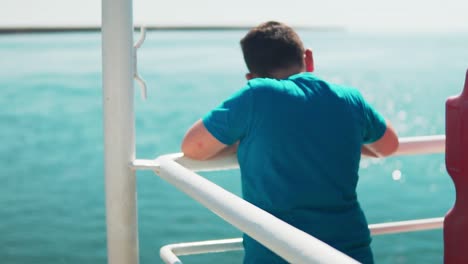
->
[158, 217, 444, 263]
[395, 135, 445, 155]
[132, 135, 446, 173]
[370, 217, 444, 235]
[129, 135, 446, 263]
[160, 238, 244, 264]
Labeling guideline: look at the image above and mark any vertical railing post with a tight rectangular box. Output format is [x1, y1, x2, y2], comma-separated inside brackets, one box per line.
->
[444, 69, 468, 263]
[102, 0, 139, 263]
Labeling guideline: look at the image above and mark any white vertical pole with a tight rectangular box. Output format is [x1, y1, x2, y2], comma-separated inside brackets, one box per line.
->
[102, 0, 139, 263]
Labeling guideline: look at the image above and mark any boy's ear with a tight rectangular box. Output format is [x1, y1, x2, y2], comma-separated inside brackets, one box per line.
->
[305, 49, 314, 72]
[246, 73, 255, 80]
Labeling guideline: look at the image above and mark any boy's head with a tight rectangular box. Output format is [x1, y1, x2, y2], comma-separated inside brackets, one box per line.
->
[240, 21, 311, 79]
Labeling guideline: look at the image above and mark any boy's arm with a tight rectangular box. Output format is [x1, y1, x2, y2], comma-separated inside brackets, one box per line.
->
[361, 120, 399, 158]
[181, 119, 237, 160]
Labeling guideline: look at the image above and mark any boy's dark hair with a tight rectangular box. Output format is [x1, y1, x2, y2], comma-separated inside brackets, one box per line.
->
[240, 21, 305, 77]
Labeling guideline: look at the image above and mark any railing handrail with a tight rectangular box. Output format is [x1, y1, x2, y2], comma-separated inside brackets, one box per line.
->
[131, 135, 446, 172]
[160, 238, 243, 262]
[370, 217, 444, 235]
[160, 217, 444, 262]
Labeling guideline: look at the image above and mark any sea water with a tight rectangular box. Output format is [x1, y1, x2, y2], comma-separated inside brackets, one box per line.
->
[0, 30, 467, 264]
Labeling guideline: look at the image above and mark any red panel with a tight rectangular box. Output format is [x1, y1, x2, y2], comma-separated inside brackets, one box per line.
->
[444, 69, 468, 263]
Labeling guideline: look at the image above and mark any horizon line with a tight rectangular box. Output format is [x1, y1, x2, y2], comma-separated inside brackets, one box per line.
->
[0, 24, 346, 34]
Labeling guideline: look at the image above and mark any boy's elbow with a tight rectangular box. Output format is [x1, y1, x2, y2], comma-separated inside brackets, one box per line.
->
[378, 130, 400, 157]
[367, 127, 399, 158]
[390, 137, 400, 155]
[379, 137, 399, 157]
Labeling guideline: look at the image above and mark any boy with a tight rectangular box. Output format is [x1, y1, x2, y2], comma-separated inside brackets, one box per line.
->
[181, 21, 399, 263]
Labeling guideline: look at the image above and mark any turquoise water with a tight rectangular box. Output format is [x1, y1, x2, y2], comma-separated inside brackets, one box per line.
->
[1, 30, 467, 264]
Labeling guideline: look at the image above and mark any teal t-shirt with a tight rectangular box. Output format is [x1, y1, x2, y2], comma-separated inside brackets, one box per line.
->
[202, 72, 386, 263]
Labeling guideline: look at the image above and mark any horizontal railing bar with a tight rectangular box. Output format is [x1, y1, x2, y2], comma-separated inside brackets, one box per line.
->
[370, 217, 444, 235]
[131, 135, 445, 172]
[131, 158, 163, 172]
[159, 217, 444, 262]
[160, 238, 243, 263]
[395, 135, 445, 156]
[157, 156, 359, 264]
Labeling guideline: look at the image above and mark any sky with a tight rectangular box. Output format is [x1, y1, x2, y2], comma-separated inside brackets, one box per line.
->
[1, 0, 468, 32]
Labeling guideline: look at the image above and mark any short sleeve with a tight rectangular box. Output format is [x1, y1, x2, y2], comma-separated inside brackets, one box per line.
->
[357, 92, 387, 144]
[202, 86, 253, 145]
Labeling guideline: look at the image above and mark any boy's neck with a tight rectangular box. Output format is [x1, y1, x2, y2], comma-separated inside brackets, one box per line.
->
[268, 65, 304, 79]
[248, 66, 305, 80]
